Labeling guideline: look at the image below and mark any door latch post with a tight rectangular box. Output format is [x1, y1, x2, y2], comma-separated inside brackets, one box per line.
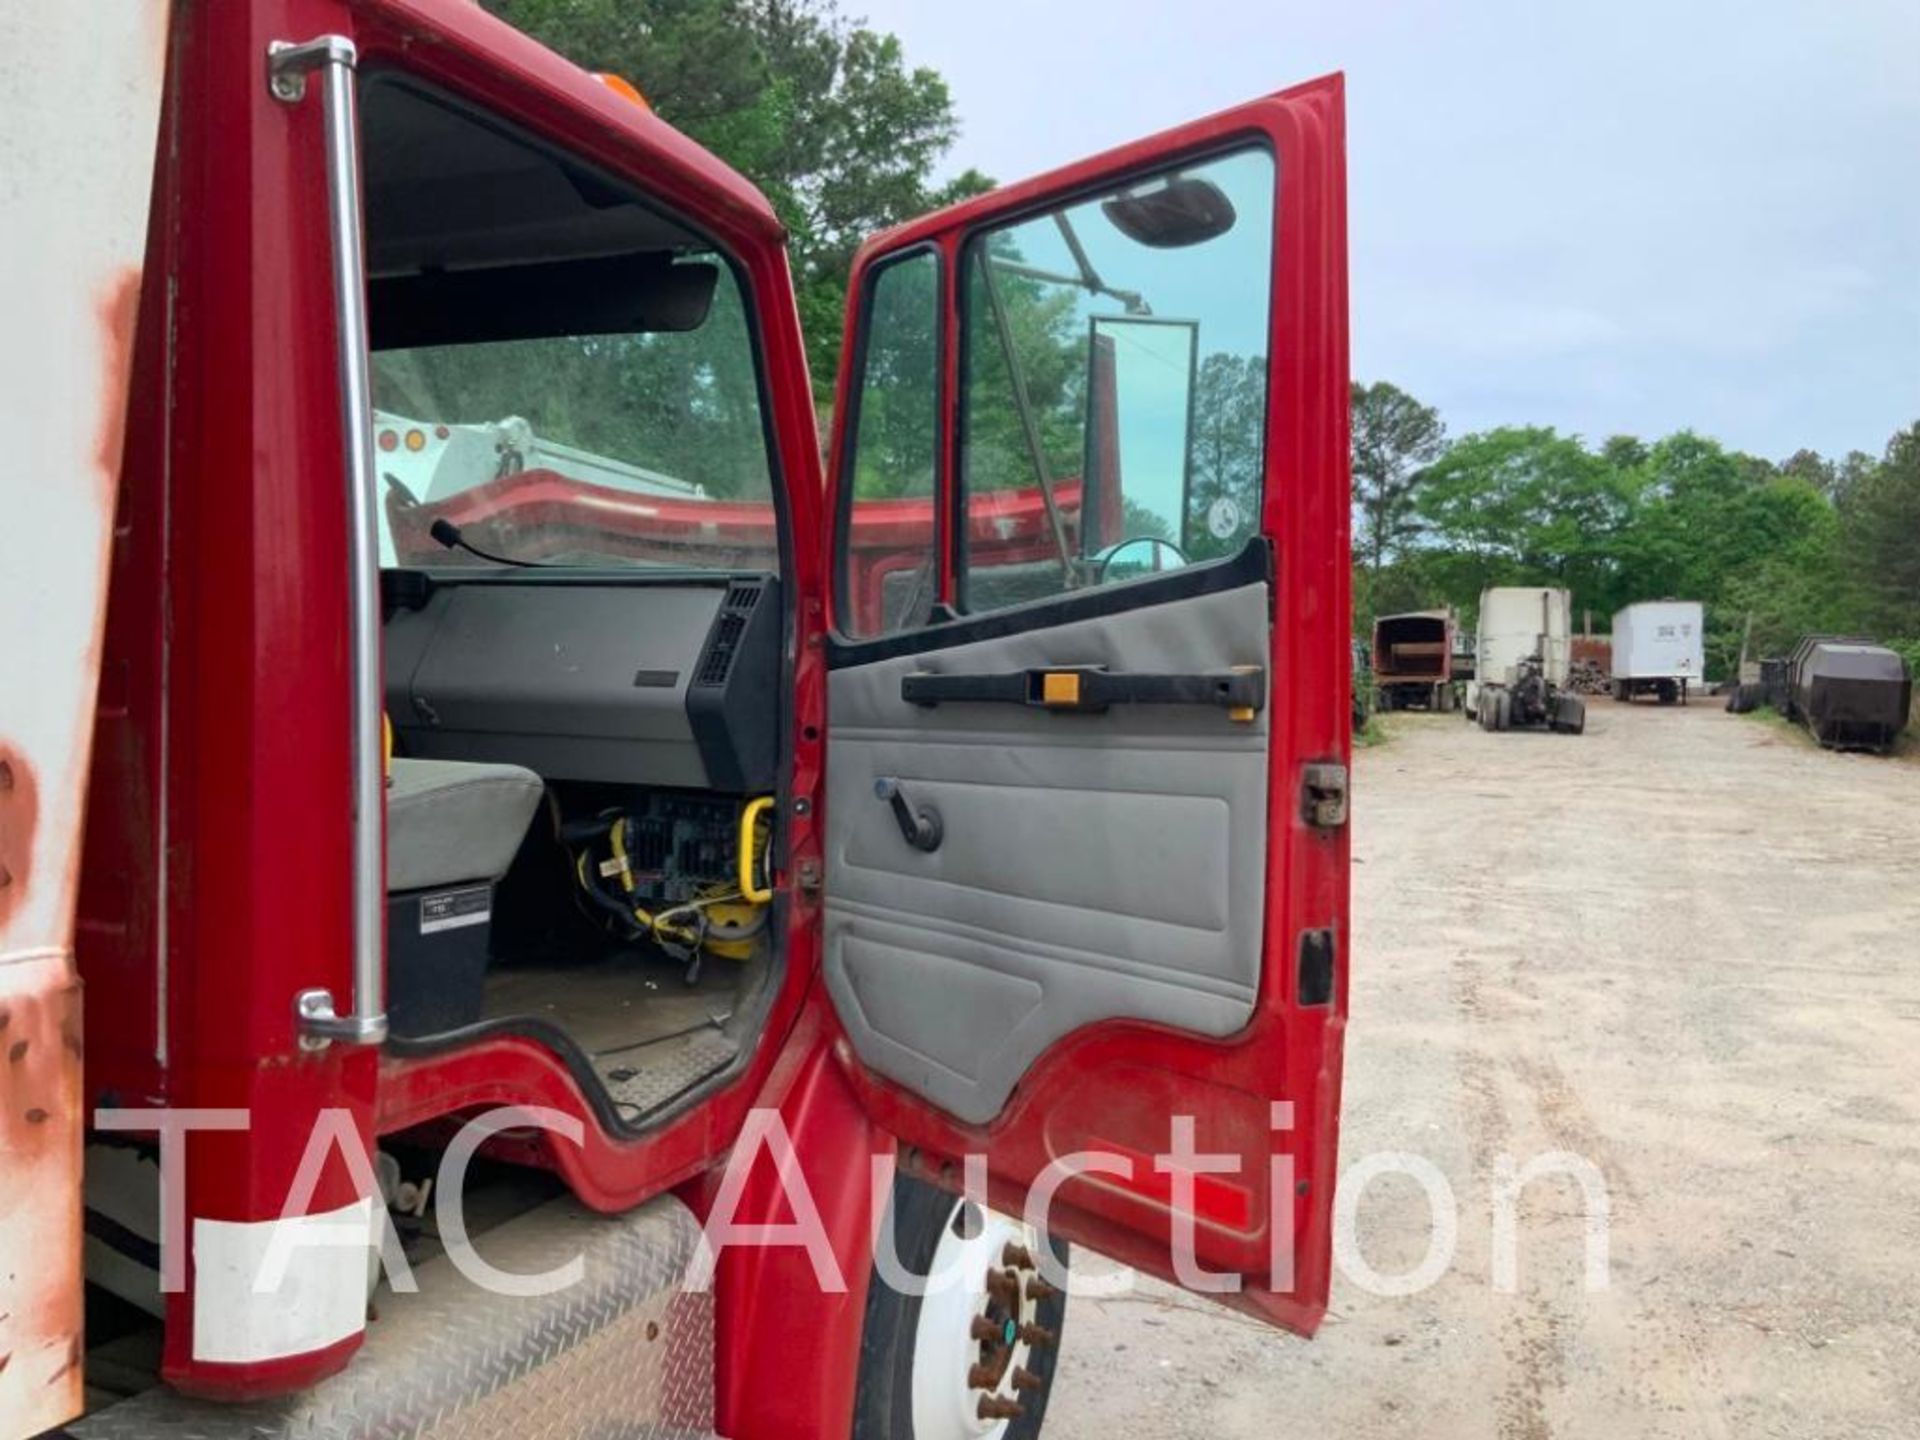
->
[1300, 762, 1349, 830]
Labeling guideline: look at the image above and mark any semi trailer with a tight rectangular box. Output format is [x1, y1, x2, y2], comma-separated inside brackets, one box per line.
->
[1468, 586, 1586, 735]
[0, 7, 1355, 1438]
[1611, 600, 1704, 704]
[1370, 609, 1456, 711]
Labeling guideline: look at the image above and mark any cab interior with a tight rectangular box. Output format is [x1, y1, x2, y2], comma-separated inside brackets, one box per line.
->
[363, 74, 788, 1129]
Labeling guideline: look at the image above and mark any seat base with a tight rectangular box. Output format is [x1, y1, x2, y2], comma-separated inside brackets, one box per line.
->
[387, 758, 543, 894]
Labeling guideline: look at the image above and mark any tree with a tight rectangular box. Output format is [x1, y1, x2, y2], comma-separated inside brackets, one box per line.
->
[1351, 381, 1447, 580]
[1600, 434, 1650, 472]
[1187, 353, 1266, 561]
[1839, 423, 1920, 638]
[1412, 425, 1632, 620]
[479, 0, 991, 387]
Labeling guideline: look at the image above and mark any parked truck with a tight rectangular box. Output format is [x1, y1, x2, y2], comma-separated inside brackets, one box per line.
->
[1, 8, 1354, 1438]
[1371, 609, 1456, 712]
[1468, 586, 1586, 735]
[1610, 600, 1704, 705]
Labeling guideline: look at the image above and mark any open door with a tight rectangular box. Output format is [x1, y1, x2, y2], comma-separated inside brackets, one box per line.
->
[821, 77, 1350, 1332]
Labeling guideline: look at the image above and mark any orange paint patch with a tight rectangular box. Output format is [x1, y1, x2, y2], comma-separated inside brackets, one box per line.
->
[0, 970, 84, 1434]
[0, 747, 37, 934]
[93, 266, 144, 497]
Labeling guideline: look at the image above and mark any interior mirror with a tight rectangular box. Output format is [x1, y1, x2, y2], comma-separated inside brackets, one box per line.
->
[1101, 174, 1238, 249]
[1083, 316, 1199, 555]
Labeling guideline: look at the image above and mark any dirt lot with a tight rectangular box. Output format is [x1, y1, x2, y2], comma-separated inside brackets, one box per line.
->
[1050, 699, 1920, 1439]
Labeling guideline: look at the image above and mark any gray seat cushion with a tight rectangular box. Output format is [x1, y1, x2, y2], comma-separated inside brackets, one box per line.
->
[387, 758, 544, 893]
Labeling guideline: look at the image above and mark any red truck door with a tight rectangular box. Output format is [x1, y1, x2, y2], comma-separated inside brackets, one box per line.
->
[820, 77, 1351, 1332]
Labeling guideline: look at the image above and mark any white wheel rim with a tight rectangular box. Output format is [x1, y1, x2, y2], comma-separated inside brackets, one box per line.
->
[909, 1199, 1041, 1440]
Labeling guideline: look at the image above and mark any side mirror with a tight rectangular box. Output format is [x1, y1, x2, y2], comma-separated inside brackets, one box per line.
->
[1101, 175, 1237, 249]
[1082, 316, 1199, 556]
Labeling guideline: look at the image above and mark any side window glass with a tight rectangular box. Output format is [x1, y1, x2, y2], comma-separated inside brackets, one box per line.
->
[838, 250, 942, 638]
[959, 147, 1275, 612]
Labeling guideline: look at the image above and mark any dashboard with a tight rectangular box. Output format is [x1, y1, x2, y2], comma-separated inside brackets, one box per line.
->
[382, 570, 781, 794]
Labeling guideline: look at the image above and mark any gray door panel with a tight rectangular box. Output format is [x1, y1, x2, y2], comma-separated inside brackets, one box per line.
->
[824, 579, 1271, 1124]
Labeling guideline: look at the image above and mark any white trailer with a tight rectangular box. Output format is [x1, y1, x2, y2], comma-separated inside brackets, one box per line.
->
[1611, 600, 1704, 704]
[1466, 586, 1584, 734]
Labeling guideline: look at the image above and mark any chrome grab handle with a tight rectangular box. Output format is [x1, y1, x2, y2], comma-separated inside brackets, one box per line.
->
[269, 36, 388, 1049]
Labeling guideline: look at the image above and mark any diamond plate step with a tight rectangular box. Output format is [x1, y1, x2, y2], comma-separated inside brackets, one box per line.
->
[74, 1192, 721, 1440]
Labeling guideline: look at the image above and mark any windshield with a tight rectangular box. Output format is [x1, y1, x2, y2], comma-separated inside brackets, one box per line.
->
[359, 76, 778, 573]
[371, 262, 775, 570]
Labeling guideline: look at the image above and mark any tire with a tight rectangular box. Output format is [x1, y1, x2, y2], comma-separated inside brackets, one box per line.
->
[853, 1172, 1069, 1440]
[1494, 691, 1512, 732]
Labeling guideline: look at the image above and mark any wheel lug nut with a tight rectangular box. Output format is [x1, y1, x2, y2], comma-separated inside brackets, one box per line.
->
[968, 1363, 1001, 1390]
[978, 1396, 1027, 1422]
[1026, 1276, 1058, 1302]
[1002, 1242, 1035, 1271]
[1018, 1322, 1057, 1349]
[1012, 1365, 1044, 1393]
[970, 1316, 1003, 1344]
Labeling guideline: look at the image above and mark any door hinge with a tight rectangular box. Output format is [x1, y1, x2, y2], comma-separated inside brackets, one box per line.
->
[1300, 762, 1348, 830]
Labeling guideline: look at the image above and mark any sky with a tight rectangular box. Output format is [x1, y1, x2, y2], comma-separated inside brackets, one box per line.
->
[855, 0, 1920, 462]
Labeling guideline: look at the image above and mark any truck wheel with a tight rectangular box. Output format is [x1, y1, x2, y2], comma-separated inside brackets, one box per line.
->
[853, 1172, 1068, 1440]
[1494, 691, 1512, 732]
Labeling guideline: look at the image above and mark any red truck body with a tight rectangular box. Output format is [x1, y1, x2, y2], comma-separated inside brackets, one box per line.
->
[2, 4, 1352, 1436]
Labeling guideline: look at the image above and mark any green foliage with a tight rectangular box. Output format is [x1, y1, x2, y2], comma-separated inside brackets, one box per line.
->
[846, 251, 940, 500]
[372, 270, 771, 498]
[1351, 381, 1447, 577]
[960, 248, 1088, 502]
[1413, 426, 1632, 621]
[479, 0, 990, 388]
[1353, 712, 1395, 748]
[1840, 423, 1920, 638]
[1188, 353, 1266, 561]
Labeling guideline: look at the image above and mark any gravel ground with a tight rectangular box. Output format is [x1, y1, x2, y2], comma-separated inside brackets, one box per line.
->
[1049, 699, 1920, 1439]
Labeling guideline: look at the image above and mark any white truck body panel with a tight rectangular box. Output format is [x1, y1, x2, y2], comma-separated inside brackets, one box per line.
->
[0, 7, 170, 1437]
[1469, 586, 1573, 705]
[1612, 601, 1705, 682]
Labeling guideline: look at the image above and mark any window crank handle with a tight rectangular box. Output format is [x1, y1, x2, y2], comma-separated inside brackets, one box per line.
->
[874, 777, 944, 852]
